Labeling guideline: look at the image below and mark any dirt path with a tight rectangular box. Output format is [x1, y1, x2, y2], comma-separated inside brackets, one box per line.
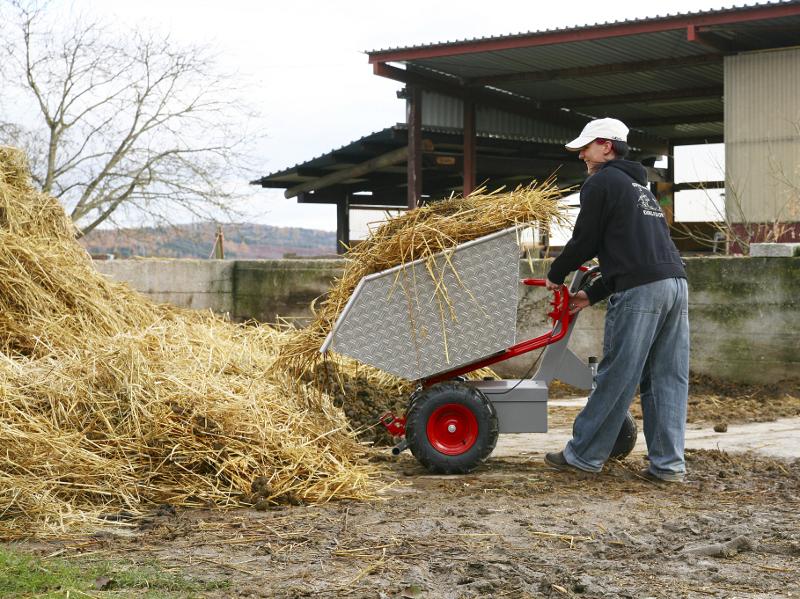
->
[6, 400, 800, 598]
[14, 449, 799, 598]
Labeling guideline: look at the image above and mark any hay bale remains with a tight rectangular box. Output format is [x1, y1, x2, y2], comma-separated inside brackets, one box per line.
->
[0, 147, 378, 539]
[305, 358, 412, 446]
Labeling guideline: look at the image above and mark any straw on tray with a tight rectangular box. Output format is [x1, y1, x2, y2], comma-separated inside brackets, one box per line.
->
[278, 181, 567, 375]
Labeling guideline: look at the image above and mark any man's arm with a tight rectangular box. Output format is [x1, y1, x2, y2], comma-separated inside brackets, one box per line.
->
[584, 276, 612, 304]
[546, 180, 606, 285]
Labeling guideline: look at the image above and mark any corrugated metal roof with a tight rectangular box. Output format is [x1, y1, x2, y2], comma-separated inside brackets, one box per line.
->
[421, 91, 577, 144]
[367, 1, 799, 56]
[367, 1, 799, 144]
[252, 125, 572, 184]
[411, 30, 711, 81]
[251, 127, 393, 183]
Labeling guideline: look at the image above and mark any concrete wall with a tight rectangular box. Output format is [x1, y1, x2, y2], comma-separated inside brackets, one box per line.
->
[96, 256, 798, 384]
[94, 259, 236, 313]
[687, 257, 799, 383]
[233, 260, 344, 324]
[94, 258, 344, 324]
[505, 257, 800, 384]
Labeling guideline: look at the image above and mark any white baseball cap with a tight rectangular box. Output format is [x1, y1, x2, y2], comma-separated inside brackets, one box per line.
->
[565, 118, 629, 151]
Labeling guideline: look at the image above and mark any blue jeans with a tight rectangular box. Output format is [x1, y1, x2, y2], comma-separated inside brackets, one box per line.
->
[564, 277, 689, 476]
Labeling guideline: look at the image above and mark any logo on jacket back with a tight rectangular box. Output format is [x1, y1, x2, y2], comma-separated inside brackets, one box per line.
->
[632, 183, 664, 218]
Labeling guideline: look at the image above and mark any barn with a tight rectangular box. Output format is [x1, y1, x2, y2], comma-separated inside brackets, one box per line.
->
[253, 2, 800, 253]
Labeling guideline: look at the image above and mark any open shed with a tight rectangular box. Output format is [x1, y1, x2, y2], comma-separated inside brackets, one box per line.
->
[253, 1, 800, 253]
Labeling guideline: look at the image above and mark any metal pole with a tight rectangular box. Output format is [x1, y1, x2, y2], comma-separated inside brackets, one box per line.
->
[336, 194, 350, 255]
[463, 99, 476, 196]
[407, 86, 422, 209]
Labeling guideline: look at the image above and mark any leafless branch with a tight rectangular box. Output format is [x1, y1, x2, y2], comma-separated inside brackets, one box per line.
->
[669, 134, 800, 255]
[0, 0, 261, 234]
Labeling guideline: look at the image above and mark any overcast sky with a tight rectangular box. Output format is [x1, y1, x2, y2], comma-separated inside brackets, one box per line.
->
[69, 0, 729, 232]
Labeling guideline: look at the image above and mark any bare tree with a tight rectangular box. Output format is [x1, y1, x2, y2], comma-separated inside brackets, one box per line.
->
[0, 1, 258, 236]
[670, 184, 796, 255]
[670, 131, 800, 255]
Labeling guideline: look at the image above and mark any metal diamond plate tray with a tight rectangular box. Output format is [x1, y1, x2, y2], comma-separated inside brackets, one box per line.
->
[320, 226, 522, 380]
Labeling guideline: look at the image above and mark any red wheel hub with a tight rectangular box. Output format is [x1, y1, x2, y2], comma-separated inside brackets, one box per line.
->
[426, 403, 478, 455]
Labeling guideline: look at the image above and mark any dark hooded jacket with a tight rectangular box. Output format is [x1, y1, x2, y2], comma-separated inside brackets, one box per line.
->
[547, 159, 686, 304]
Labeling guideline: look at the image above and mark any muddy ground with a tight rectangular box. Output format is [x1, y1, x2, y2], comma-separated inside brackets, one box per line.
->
[8, 399, 800, 599]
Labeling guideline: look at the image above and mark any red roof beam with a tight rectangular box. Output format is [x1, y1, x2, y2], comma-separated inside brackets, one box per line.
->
[368, 3, 800, 63]
[686, 24, 743, 53]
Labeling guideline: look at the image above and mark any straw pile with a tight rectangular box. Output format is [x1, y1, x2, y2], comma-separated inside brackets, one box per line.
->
[0, 147, 378, 539]
[278, 182, 565, 374]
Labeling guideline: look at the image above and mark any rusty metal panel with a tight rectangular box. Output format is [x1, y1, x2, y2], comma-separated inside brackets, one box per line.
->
[725, 48, 800, 223]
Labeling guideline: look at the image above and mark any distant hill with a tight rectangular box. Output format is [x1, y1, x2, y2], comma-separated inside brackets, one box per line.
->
[80, 222, 338, 259]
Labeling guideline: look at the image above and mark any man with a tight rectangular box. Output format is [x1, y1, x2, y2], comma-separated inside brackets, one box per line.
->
[544, 117, 689, 483]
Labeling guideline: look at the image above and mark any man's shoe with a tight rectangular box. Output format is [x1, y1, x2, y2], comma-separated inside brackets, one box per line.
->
[640, 468, 686, 484]
[544, 451, 595, 475]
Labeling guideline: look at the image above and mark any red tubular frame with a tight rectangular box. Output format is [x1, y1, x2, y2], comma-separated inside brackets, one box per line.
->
[422, 279, 572, 386]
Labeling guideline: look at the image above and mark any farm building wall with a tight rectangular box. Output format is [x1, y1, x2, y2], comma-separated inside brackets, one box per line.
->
[421, 90, 575, 143]
[724, 47, 800, 225]
[95, 257, 799, 385]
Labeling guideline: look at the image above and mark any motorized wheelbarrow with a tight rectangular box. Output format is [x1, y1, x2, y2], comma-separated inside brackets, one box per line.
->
[320, 226, 637, 474]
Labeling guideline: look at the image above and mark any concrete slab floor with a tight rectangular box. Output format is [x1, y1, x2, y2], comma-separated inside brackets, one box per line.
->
[494, 396, 800, 460]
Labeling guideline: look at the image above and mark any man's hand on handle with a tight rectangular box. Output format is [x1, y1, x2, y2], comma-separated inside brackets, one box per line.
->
[545, 278, 561, 292]
[567, 291, 590, 315]
[546, 278, 590, 315]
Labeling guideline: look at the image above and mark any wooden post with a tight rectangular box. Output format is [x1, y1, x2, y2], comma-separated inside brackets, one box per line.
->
[407, 86, 422, 209]
[658, 142, 676, 225]
[210, 224, 224, 259]
[336, 194, 350, 255]
[538, 222, 550, 259]
[463, 99, 476, 196]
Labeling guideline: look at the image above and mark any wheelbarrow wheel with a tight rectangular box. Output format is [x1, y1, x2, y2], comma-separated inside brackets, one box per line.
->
[571, 411, 637, 460]
[609, 411, 638, 460]
[406, 381, 499, 474]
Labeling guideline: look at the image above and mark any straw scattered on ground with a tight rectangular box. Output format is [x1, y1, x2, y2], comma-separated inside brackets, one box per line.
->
[0, 147, 380, 539]
[278, 181, 567, 374]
